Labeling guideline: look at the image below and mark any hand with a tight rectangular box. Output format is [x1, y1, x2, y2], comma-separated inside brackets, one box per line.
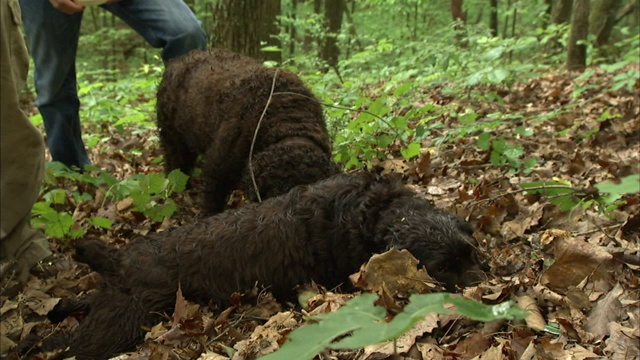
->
[49, 0, 84, 14]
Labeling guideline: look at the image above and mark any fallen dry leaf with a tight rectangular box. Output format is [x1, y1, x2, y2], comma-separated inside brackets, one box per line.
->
[361, 313, 439, 358]
[515, 295, 546, 331]
[540, 232, 614, 289]
[350, 248, 438, 296]
[585, 282, 625, 340]
[232, 311, 297, 360]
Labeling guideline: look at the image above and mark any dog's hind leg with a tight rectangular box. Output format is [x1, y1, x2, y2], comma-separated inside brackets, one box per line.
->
[68, 287, 171, 360]
[159, 127, 199, 177]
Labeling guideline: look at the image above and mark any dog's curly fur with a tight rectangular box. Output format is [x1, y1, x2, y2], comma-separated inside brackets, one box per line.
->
[157, 48, 339, 214]
[43, 172, 483, 359]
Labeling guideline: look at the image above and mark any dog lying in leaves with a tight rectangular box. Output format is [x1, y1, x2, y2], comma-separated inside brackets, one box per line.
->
[45, 172, 483, 359]
[156, 48, 339, 214]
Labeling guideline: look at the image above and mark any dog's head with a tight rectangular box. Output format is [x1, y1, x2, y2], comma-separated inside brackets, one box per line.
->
[381, 198, 485, 291]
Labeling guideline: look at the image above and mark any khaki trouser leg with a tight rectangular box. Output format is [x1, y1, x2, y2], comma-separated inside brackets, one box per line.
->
[0, 0, 51, 281]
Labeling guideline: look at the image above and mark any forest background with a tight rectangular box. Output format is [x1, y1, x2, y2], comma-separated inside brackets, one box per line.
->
[4, 0, 640, 359]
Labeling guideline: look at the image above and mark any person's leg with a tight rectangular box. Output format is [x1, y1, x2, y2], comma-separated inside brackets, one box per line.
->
[1, 0, 52, 282]
[19, 0, 91, 169]
[101, 0, 207, 62]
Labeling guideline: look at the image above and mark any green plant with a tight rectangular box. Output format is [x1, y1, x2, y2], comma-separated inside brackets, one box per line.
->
[32, 163, 188, 240]
[521, 174, 639, 214]
[262, 292, 529, 360]
[477, 128, 537, 174]
[108, 170, 188, 222]
[594, 174, 640, 207]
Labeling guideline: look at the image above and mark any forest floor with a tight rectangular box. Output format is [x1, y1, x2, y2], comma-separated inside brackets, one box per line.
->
[1, 64, 639, 360]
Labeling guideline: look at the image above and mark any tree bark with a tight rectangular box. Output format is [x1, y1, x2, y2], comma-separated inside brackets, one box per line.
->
[489, 0, 498, 37]
[288, 0, 298, 56]
[321, 0, 344, 69]
[589, 0, 623, 47]
[451, 0, 466, 24]
[567, 0, 590, 70]
[450, 0, 467, 45]
[210, 0, 281, 62]
[551, 0, 573, 24]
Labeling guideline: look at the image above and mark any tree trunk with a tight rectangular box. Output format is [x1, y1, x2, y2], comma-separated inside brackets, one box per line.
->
[589, 0, 623, 47]
[210, 0, 281, 62]
[344, 0, 360, 59]
[551, 0, 573, 24]
[451, 0, 466, 24]
[288, 0, 298, 57]
[489, 0, 498, 37]
[450, 0, 467, 45]
[567, 0, 590, 70]
[321, 0, 344, 69]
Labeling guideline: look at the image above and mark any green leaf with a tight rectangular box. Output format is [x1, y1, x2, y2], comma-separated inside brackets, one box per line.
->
[375, 135, 394, 149]
[551, 194, 580, 212]
[400, 142, 421, 160]
[574, 68, 596, 81]
[33, 209, 75, 238]
[503, 144, 524, 161]
[44, 189, 67, 205]
[600, 62, 627, 73]
[261, 294, 384, 360]
[87, 217, 113, 230]
[263, 293, 528, 360]
[458, 110, 477, 125]
[167, 169, 189, 194]
[514, 126, 534, 137]
[491, 137, 506, 153]
[477, 132, 491, 150]
[144, 172, 169, 195]
[595, 174, 640, 204]
[393, 83, 412, 97]
[488, 68, 509, 84]
[130, 188, 151, 209]
[144, 202, 177, 222]
[369, 97, 391, 118]
[489, 150, 506, 166]
[483, 46, 505, 61]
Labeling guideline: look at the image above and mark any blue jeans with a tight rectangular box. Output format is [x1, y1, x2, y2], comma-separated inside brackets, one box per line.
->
[19, 0, 207, 169]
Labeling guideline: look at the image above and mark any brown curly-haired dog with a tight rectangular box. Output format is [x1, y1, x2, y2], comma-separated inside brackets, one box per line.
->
[157, 48, 339, 214]
[42, 172, 483, 359]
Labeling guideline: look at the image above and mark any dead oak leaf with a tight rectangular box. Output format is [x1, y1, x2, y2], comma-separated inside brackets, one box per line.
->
[585, 282, 625, 341]
[350, 248, 437, 296]
[20, 288, 60, 317]
[540, 230, 614, 290]
[361, 313, 439, 358]
[515, 295, 545, 331]
[232, 311, 297, 360]
[500, 202, 544, 241]
[603, 321, 640, 360]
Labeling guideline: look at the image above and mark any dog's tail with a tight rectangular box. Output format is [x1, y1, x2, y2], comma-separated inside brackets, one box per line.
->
[74, 237, 120, 275]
